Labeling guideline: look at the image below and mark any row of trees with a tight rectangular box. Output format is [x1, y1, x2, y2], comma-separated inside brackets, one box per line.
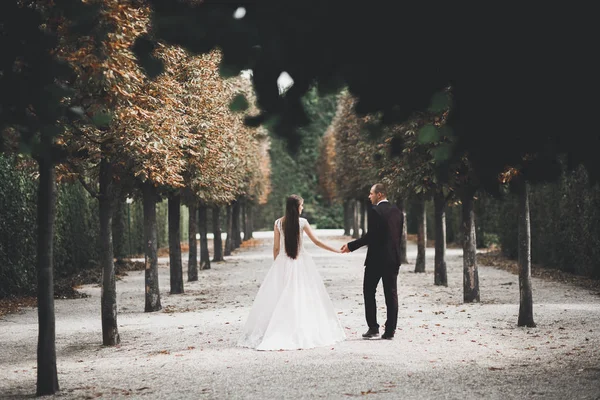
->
[318, 90, 534, 324]
[1, 1, 270, 395]
[130, 3, 597, 332]
[255, 87, 341, 230]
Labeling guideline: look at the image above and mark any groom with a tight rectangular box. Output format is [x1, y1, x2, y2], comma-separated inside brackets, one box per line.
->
[341, 183, 403, 340]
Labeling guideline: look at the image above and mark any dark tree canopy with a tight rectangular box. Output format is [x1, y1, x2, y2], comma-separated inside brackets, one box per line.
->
[0, 0, 102, 155]
[138, 1, 598, 190]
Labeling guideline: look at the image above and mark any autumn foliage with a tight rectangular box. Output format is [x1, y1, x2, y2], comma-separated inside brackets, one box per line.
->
[54, 0, 269, 203]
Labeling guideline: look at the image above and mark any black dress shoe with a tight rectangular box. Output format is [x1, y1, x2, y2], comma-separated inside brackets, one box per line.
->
[362, 328, 380, 338]
[381, 332, 394, 340]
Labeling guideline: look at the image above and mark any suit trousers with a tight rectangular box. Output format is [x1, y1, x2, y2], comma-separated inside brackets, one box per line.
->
[363, 267, 398, 334]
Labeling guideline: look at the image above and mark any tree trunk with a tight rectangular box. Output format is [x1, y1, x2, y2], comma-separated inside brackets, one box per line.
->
[224, 204, 233, 256]
[244, 201, 254, 240]
[476, 209, 486, 249]
[168, 193, 184, 294]
[462, 187, 480, 303]
[99, 157, 120, 346]
[415, 196, 427, 273]
[396, 197, 409, 264]
[517, 179, 536, 327]
[352, 200, 360, 239]
[241, 199, 247, 241]
[199, 202, 211, 270]
[213, 206, 224, 262]
[343, 200, 352, 236]
[187, 202, 198, 282]
[35, 153, 59, 396]
[142, 182, 161, 312]
[112, 198, 127, 260]
[360, 199, 367, 236]
[232, 200, 242, 249]
[433, 190, 448, 286]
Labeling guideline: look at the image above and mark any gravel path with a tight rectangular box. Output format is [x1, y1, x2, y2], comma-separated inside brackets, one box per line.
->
[1, 231, 599, 399]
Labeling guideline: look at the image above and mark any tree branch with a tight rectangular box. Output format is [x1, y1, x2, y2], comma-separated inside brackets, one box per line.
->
[77, 175, 100, 199]
[66, 159, 100, 198]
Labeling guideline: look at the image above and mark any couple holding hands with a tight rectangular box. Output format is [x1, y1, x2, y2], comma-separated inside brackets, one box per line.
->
[238, 183, 403, 350]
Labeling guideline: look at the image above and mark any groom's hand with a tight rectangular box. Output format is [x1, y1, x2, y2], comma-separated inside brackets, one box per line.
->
[340, 244, 350, 253]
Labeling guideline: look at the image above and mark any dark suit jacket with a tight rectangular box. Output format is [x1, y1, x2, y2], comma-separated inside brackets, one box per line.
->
[347, 201, 403, 272]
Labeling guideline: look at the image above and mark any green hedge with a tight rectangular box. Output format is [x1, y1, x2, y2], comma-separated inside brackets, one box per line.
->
[53, 182, 100, 277]
[0, 156, 38, 298]
[122, 199, 170, 256]
[492, 166, 600, 278]
[0, 155, 101, 298]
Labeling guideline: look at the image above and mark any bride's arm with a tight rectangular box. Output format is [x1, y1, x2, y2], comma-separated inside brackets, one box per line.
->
[273, 221, 280, 259]
[303, 223, 341, 253]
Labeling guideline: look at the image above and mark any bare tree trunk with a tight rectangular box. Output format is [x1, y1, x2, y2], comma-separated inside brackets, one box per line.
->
[112, 198, 127, 260]
[352, 200, 360, 239]
[462, 187, 480, 303]
[99, 157, 120, 346]
[199, 202, 211, 270]
[415, 196, 427, 273]
[142, 181, 161, 312]
[187, 202, 198, 281]
[244, 201, 254, 240]
[396, 197, 409, 264]
[343, 200, 352, 236]
[36, 152, 59, 396]
[249, 204, 255, 238]
[224, 204, 233, 256]
[517, 179, 536, 327]
[434, 190, 448, 286]
[213, 206, 224, 262]
[232, 200, 242, 249]
[360, 199, 367, 236]
[241, 199, 247, 241]
[168, 193, 184, 294]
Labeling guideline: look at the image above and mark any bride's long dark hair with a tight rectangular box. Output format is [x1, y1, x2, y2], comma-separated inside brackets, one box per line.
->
[283, 194, 303, 259]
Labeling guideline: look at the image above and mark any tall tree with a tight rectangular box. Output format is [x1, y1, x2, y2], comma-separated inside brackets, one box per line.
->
[433, 190, 448, 286]
[198, 202, 211, 270]
[414, 196, 427, 273]
[212, 206, 224, 262]
[187, 201, 198, 281]
[35, 135, 60, 395]
[98, 155, 120, 344]
[168, 193, 184, 293]
[461, 184, 480, 303]
[395, 197, 409, 264]
[0, 0, 103, 393]
[142, 181, 161, 311]
[224, 204, 233, 256]
[232, 200, 242, 249]
[515, 176, 535, 327]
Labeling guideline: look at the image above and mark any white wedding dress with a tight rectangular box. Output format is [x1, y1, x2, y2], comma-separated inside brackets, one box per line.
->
[238, 217, 346, 350]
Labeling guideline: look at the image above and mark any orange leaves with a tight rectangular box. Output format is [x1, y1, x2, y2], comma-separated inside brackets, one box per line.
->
[499, 166, 520, 184]
[326, 91, 380, 200]
[55, 0, 271, 198]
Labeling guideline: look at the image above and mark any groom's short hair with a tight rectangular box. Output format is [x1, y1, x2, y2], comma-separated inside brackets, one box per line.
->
[372, 183, 387, 196]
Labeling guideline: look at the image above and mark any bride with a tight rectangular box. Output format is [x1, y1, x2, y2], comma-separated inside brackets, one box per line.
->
[238, 194, 346, 350]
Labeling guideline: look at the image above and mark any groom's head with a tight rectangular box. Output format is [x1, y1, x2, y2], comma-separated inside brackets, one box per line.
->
[368, 183, 387, 205]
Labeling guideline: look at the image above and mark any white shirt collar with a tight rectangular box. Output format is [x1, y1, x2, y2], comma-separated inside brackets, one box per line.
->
[376, 199, 389, 206]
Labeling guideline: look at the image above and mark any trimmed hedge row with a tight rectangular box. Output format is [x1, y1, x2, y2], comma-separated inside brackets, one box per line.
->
[0, 155, 175, 298]
[495, 166, 600, 278]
